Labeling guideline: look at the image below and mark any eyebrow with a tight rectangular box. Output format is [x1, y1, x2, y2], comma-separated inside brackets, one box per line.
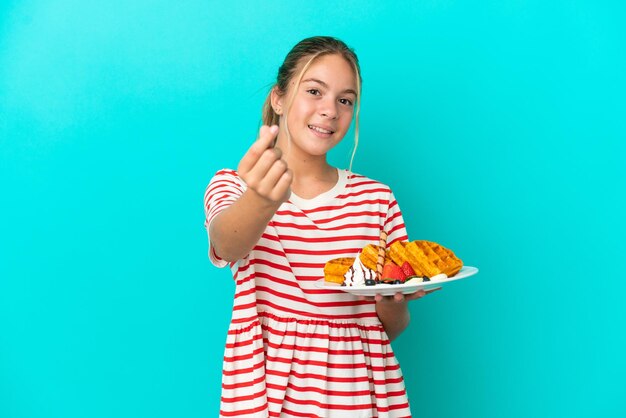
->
[301, 78, 357, 96]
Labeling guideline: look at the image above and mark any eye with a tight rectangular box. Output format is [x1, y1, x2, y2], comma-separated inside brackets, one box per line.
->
[306, 89, 321, 96]
[339, 98, 354, 106]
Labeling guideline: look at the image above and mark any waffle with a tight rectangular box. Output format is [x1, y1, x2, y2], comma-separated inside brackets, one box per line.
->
[323, 257, 355, 284]
[359, 244, 393, 272]
[388, 240, 462, 278]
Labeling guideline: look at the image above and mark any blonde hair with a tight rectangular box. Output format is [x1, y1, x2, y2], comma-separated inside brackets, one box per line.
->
[261, 36, 362, 171]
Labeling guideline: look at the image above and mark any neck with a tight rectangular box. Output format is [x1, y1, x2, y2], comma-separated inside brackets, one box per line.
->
[275, 136, 336, 182]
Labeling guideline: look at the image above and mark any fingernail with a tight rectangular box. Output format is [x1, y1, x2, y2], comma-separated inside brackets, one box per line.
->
[270, 125, 279, 133]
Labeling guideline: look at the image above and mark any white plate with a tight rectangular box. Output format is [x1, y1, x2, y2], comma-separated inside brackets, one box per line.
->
[315, 266, 478, 296]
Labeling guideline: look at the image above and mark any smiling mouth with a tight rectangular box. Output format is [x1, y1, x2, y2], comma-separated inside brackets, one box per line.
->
[308, 125, 334, 134]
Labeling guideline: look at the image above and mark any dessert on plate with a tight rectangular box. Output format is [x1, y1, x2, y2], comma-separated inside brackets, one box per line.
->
[324, 240, 463, 287]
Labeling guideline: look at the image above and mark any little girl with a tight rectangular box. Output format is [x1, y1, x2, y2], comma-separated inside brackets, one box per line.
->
[204, 36, 436, 418]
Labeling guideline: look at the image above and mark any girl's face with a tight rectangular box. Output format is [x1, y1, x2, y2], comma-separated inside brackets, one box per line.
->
[275, 53, 358, 159]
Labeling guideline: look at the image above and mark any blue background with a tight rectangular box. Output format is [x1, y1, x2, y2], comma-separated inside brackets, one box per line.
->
[1, 1, 625, 417]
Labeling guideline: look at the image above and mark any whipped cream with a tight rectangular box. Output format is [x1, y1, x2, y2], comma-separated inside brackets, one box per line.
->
[344, 254, 376, 286]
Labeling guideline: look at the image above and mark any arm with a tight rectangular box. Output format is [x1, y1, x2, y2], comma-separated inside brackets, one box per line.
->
[209, 125, 292, 262]
[210, 190, 284, 262]
[376, 296, 411, 342]
[375, 288, 440, 341]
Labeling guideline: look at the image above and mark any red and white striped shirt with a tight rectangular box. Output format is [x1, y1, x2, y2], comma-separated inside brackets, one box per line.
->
[204, 168, 412, 418]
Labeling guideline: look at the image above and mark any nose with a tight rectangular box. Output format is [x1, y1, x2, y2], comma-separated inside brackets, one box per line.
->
[319, 99, 338, 119]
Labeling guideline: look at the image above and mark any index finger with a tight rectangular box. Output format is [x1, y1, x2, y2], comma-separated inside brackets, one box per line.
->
[238, 125, 279, 174]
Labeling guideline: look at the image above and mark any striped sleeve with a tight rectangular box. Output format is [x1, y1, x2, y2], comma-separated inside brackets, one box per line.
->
[384, 191, 409, 246]
[203, 169, 246, 267]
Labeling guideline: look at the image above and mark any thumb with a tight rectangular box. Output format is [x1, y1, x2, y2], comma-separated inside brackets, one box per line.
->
[238, 125, 279, 174]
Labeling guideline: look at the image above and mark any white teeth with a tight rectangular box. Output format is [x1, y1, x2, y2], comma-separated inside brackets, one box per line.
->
[309, 125, 332, 134]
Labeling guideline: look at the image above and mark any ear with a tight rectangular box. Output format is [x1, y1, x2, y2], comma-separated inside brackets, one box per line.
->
[270, 86, 284, 115]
